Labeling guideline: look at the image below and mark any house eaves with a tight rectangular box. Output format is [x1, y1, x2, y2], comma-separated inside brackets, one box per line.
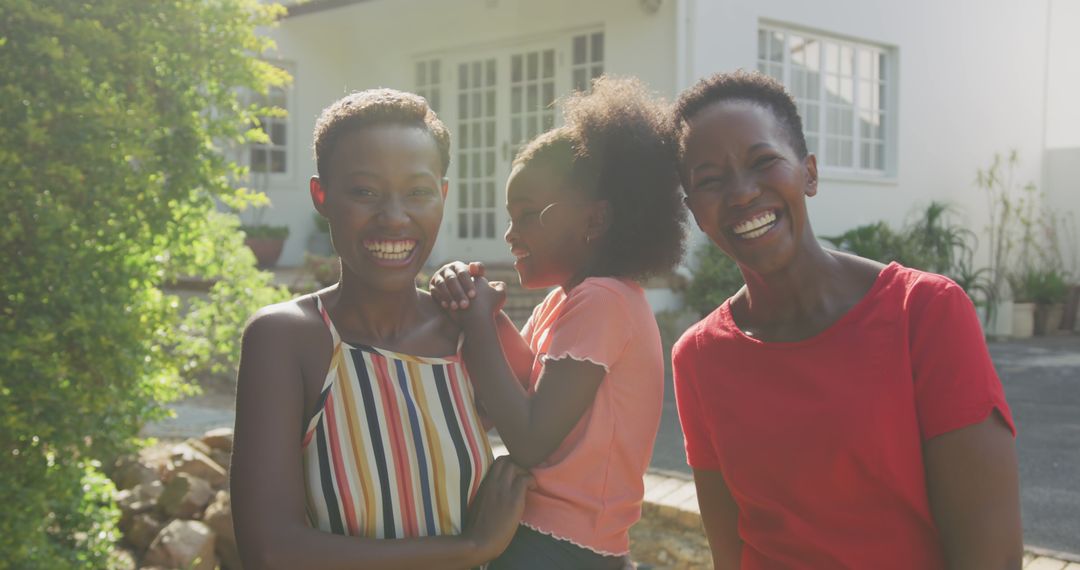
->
[285, 0, 380, 18]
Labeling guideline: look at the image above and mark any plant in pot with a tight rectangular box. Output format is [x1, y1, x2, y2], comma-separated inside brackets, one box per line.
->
[240, 207, 290, 268]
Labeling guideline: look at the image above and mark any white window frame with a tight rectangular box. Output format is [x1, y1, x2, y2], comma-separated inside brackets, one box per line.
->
[758, 23, 896, 180]
[247, 61, 295, 186]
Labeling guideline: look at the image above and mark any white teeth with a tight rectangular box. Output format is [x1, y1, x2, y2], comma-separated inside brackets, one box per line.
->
[364, 240, 416, 259]
[732, 211, 777, 238]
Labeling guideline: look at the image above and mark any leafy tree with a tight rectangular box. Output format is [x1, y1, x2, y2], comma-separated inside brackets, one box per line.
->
[0, 1, 290, 565]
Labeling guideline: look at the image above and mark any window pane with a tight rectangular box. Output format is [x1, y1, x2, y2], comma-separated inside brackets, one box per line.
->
[511, 86, 522, 114]
[543, 50, 555, 78]
[271, 150, 286, 172]
[472, 212, 482, 236]
[459, 63, 468, 89]
[591, 65, 603, 80]
[472, 92, 481, 118]
[840, 140, 853, 166]
[574, 68, 588, 91]
[485, 91, 495, 117]
[431, 60, 440, 83]
[459, 213, 468, 238]
[527, 52, 538, 80]
[805, 103, 820, 132]
[512, 55, 522, 83]
[472, 61, 481, 88]
[573, 35, 587, 65]
[430, 92, 440, 113]
[486, 123, 495, 147]
[511, 118, 522, 144]
[542, 112, 554, 130]
[486, 182, 495, 207]
[860, 142, 873, 169]
[486, 212, 495, 238]
[458, 154, 467, 179]
[527, 85, 538, 111]
[472, 182, 481, 207]
[758, 29, 768, 59]
[591, 32, 604, 63]
[527, 114, 538, 138]
[543, 83, 554, 106]
[458, 176, 467, 207]
[472, 123, 481, 151]
[460, 125, 469, 148]
[486, 59, 495, 85]
[769, 32, 784, 62]
[486, 151, 495, 175]
[270, 122, 286, 145]
[250, 149, 266, 172]
[416, 61, 427, 86]
[459, 93, 469, 119]
[471, 147, 481, 176]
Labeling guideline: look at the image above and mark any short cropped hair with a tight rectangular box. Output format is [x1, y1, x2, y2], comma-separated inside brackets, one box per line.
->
[673, 70, 808, 159]
[312, 88, 450, 180]
[514, 76, 687, 281]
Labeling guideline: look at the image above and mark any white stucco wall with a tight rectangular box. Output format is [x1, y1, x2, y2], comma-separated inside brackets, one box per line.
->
[685, 0, 1052, 268]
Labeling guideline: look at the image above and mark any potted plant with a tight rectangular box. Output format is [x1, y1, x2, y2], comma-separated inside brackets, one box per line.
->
[241, 223, 290, 268]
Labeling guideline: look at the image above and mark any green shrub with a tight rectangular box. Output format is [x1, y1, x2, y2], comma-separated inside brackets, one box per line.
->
[0, 1, 289, 566]
[685, 241, 745, 317]
[241, 223, 291, 239]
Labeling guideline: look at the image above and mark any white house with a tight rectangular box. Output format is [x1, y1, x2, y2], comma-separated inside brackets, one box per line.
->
[248, 0, 1079, 291]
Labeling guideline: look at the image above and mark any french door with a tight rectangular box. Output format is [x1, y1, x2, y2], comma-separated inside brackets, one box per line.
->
[422, 32, 603, 262]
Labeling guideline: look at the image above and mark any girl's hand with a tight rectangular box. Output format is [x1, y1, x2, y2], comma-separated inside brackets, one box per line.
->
[462, 277, 506, 324]
[463, 456, 534, 560]
[429, 261, 485, 310]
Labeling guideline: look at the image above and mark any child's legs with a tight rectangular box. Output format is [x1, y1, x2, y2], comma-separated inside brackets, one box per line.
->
[489, 525, 628, 570]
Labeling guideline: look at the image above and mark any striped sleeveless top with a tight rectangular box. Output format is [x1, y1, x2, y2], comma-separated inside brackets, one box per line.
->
[302, 296, 493, 539]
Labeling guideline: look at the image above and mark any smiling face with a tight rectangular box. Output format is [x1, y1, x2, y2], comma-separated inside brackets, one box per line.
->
[311, 124, 446, 293]
[681, 100, 818, 276]
[503, 162, 594, 289]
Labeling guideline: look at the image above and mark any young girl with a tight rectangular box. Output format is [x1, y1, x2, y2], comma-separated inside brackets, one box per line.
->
[672, 71, 1021, 569]
[230, 89, 532, 570]
[430, 77, 687, 569]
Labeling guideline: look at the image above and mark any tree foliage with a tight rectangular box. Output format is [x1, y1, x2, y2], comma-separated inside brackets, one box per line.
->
[0, 1, 289, 565]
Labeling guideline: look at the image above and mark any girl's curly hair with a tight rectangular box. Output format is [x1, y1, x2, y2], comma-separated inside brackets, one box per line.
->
[514, 76, 687, 281]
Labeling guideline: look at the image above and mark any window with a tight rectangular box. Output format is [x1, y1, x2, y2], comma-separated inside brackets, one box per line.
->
[758, 25, 891, 174]
[249, 82, 290, 175]
[571, 32, 604, 92]
[415, 59, 442, 113]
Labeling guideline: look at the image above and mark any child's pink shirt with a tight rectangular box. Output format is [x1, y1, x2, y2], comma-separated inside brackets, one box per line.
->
[517, 277, 664, 556]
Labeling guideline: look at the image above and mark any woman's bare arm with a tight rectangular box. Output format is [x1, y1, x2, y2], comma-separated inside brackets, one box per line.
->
[693, 468, 743, 570]
[924, 414, 1022, 570]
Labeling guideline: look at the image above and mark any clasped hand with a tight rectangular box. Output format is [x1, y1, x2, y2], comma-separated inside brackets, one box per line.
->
[429, 261, 506, 323]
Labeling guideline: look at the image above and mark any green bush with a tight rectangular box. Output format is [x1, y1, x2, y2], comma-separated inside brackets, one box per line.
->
[685, 241, 745, 317]
[0, 1, 289, 566]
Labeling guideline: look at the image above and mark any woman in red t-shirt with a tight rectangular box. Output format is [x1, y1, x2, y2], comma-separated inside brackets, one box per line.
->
[671, 70, 1021, 569]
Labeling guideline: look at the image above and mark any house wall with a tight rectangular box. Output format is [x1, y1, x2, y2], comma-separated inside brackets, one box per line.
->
[686, 0, 1053, 269]
[260, 0, 679, 266]
[1044, 0, 1080, 277]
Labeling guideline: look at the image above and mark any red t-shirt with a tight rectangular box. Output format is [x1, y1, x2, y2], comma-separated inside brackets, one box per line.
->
[672, 262, 1015, 570]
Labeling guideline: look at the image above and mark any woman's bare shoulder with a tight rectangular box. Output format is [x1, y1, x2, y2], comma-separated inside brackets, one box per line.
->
[244, 293, 326, 347]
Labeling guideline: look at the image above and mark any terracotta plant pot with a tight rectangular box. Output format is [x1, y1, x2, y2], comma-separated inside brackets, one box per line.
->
[244, 237, 285, 268]
[1034, 303, 1064, 336]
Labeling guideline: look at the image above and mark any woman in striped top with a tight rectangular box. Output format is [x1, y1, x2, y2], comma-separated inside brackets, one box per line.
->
[231, 89, 532, 570]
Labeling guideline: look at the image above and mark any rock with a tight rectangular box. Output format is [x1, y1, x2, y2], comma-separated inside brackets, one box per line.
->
[205, 491, 242, 569]
[210, 448, 232, 477]
[201, 427, 234, 453]
[109, 547, 137, 570]
[183, 437, 214, 457]
[111, 454, 160, 490]
[125, 513, 164, 552]
[159, 472, 215, 519]
[116, 486, 157, 532]
[168, 443, 228, 488]
[143, 520, 217, 570]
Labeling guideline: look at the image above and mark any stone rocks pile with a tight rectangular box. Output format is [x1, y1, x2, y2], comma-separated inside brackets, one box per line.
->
[109, 428, 240, 570]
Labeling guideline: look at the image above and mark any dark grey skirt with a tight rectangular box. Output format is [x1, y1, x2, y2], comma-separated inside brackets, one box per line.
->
[488, 525, 629, 570]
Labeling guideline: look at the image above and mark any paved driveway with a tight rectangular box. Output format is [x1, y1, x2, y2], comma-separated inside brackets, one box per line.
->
[650, 335, 1080, 556]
